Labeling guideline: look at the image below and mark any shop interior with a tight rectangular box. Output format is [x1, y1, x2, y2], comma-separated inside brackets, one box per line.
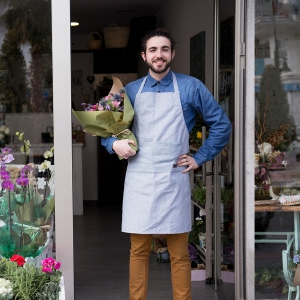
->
[70, 0, 236, 299]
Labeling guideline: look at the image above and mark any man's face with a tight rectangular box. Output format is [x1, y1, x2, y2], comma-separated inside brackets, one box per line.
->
[141, 36, 175, 76]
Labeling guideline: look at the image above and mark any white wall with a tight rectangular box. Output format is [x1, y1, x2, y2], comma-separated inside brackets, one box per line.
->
[138, 0, 214, 93]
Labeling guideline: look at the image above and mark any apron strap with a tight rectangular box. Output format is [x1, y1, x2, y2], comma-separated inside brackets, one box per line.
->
[137, 76, 147, 94]
[171, 72, 179, 93]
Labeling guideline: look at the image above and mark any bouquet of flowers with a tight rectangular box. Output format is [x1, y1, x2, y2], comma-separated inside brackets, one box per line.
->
[72, 77, 138, 158]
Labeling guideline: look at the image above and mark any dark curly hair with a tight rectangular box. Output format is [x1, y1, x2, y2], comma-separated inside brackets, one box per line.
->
[141, 28, 177, 52]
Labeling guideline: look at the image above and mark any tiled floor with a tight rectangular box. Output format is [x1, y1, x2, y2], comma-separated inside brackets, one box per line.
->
[73, 201, 220, 299]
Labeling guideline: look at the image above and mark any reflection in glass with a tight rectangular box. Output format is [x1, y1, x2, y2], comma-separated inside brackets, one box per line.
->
[0, 0, 55, 266]
[255, 0, 300, 299]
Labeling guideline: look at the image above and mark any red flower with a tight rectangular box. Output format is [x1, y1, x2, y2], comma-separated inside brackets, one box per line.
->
[10, 254, 25, 267]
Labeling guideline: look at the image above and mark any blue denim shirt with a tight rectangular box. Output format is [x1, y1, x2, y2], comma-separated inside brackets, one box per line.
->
[101, 70, 231, 166]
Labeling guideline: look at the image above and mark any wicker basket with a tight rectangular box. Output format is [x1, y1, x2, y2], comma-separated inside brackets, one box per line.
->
[87, 32, 103, 50]
[103, 24, 130, 49]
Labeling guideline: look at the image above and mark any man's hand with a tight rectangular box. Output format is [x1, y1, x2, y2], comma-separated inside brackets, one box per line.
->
[177, 154, 199, 173]
[112, 139, 136, 159]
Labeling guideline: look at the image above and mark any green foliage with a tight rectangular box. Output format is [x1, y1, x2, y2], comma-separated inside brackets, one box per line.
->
[191, 179, 206, 207]
[221, 187, 234, 205]
[256, 64, 295, 147]
[0, 30, 27, 113]
[188, 218, 206, 245]
[0, 259, 61, 300]
[189, 114, 206, 148]
[255, 264, 284, 292]
[34, 282, 60, 300]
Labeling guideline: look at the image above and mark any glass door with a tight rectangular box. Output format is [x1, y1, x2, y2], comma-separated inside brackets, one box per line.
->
[254, 1, 300, 299]
[213, 0, 236, 299]
[190, 0, 237, 298]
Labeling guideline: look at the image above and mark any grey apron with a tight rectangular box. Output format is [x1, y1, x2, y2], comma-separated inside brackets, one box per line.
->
[122, 72, 191, 234]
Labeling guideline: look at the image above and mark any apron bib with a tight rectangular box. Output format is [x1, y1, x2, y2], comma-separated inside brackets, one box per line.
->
[122, 73, 191, 234]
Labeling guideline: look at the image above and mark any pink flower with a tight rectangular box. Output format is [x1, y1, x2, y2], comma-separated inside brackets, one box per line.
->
[41, 257, 61, 273]
[112, 100, 120, 108]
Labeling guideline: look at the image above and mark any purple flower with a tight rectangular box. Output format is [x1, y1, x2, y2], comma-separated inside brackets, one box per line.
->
[294, 254, 300, 264]
[16, 177, 29, 186]
[3, 154, 14, 164]
[2, 180, 14, 191]
[0, 170, 9, 180]
[1, 147, 12, 155]
[105, 104, 111, 110]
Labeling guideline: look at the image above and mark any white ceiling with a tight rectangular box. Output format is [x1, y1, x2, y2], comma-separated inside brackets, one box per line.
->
[70, 0, 169, 35]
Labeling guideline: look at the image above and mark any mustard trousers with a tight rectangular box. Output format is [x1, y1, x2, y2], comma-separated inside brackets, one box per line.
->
[129, 233, 191, 300]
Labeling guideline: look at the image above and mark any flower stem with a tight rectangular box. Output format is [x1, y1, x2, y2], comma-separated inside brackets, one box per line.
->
[7, 190, 12, 238]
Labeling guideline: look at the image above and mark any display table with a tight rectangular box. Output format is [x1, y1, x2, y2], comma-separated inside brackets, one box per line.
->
[255, 203, 300, 299]
[7, 143, 84, 215]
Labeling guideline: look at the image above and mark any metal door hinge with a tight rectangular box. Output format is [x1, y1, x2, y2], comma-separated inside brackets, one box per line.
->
[240, 43, 245, 56]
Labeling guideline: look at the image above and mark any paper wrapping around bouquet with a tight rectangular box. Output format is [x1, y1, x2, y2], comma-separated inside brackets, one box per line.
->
[72, 76, 138, 154]
[294, 264, 300, 285]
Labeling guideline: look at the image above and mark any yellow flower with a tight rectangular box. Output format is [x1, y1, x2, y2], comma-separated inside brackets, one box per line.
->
[197, 132, 202, 139]
[44, 150, 53, 159]
[38, 160, 51, 173]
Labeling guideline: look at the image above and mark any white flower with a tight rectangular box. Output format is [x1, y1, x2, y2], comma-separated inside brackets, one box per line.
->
[38, 160, 51, 172]
[4, 127, 10, 135]
[282, 160, 288, 167]
[0, 133, 4, 140]
[0, 125, 5, 132]
[257, 142, 273, 156]
[44, 150, 53, 159]
[0, 278, 13, 299]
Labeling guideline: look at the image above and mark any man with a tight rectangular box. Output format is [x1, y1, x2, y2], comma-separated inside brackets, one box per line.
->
[102, 28, 231, 300]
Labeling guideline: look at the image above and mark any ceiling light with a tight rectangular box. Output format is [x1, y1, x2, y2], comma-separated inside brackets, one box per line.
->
[71, 22, 79, 27]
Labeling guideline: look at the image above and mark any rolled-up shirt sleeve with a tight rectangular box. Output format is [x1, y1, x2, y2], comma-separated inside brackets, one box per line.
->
[101, 136, 118, 154]
[192, 81, 232, 167]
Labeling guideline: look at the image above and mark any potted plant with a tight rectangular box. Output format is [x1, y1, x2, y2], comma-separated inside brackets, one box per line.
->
[255, 265, 285, 295]
[191, 178, 206, 207]
[0, 255, 62, 299]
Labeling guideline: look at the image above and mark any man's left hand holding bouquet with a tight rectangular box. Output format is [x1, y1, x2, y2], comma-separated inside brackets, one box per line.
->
[72, 77, 138, 160]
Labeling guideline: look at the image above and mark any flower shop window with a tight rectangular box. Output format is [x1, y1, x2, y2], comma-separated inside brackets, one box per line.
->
[0, 0, 64, 298]
[254, 0, 300, 299]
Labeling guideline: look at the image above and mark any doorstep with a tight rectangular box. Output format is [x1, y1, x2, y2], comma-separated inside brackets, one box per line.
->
[191, 269, 206, 281]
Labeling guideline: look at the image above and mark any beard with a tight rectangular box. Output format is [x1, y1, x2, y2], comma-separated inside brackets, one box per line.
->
[144, 58, 173, 74]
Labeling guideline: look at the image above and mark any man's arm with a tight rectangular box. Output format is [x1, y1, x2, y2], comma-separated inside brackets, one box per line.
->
[192, 81, 232, 167]
[101, 81, 137, 157]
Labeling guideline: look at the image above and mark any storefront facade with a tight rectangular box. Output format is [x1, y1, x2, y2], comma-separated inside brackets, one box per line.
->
[1, 0, 300, 299]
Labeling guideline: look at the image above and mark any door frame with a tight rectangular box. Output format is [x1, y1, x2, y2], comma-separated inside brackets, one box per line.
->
[52, 0, 74, 299]
[243, 0, 255, 299]
[233, 0, 255, 299]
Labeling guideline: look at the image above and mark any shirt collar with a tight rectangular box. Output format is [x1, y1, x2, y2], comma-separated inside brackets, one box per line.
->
[147, 70, 173, 87]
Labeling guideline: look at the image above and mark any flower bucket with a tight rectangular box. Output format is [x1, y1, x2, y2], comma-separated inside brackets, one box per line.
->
[103, 24, 130, 49]
[87, 32, 103, 50]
